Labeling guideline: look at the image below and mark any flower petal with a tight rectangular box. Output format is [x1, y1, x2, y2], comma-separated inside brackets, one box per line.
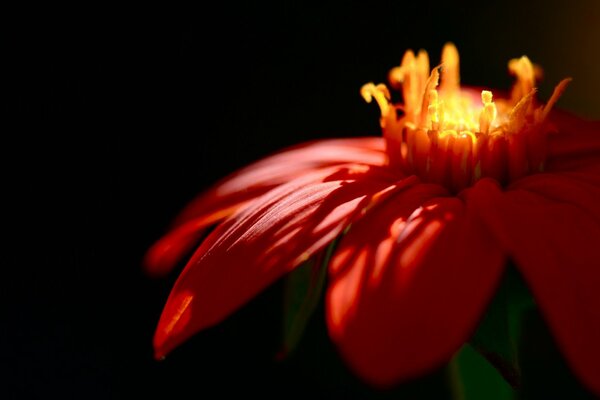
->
[153, 165, 400, 359]
[466, 178, 600, 395]
[143, 203, 244, 277]
[546, 109, 600, 173]
[326, 184, 505, 387]
[174, 137, 387, 225]
[508, 173, 600, 222]
[144, 138, 386, 275]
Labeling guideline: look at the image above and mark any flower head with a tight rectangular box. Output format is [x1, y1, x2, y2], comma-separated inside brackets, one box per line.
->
[146, 44, 600, 394]
[362, 43, 571, 192]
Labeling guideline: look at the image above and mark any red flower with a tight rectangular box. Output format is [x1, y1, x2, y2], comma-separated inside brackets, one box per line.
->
[146, 44, 600, 393]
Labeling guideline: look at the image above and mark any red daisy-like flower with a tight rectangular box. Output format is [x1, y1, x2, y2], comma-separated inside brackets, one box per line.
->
[146, 44, 600, 393]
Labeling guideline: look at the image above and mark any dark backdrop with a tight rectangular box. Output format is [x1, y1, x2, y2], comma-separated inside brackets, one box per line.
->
[6, 2, 599, 398]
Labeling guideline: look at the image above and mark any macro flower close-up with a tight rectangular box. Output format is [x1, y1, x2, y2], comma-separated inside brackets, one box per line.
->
[146, 43, 600, 396]
[9, 3, 600, 399]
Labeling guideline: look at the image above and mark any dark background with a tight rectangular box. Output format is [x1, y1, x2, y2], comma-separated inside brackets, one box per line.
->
[5, 2, 600, 398]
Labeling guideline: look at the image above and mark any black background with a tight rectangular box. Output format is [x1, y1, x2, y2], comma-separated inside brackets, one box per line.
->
[6, 2, 600, 398]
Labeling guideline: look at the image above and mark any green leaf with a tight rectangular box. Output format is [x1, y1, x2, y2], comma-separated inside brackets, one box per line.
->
[450, 345, 517, 400]
[468, 264, 535, 389]
[278, 241, 335, 359]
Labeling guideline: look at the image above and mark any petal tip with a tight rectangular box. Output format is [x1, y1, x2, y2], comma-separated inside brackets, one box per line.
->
[143, 242, 174, 278]
[153, 349, 167, 362]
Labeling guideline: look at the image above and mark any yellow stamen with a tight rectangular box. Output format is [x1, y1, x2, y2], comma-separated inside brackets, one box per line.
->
[388, 50, 432, 120]
[508, 89, 537, 134]
[363, 44, 571, 192]
[479, 90, 497, 134]
[399, 50, 417, 114]
[509, 56, 535, 102]
[360, 82, 391, 118]
[415, 49, 431, 109]
[462, 130, 477, 142]
[420, 67, 441, 128]
[440, 42, 460, 95]
[427, 90, 440, 130]
[438, 129, 458, 139]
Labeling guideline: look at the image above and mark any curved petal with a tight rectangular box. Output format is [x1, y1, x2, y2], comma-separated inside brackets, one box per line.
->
[145, 137, 387, 275]
[174, 138, 387, 225]
[508, 173, 600, 222]
[326, 184, 505, 387]
[144, 204, 244, 277]
[554, 167, 600, 187]
[467, 178, 600, 395]
[546, 109, 600, 173]
[153, 165, 403, 359]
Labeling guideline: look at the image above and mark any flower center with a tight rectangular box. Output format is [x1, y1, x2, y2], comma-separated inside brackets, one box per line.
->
[361, 43, 571, 192]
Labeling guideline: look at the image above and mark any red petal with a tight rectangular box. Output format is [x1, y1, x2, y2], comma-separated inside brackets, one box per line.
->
[467, 178, 600, 395]
[144, 138, 387, 275]
[326, 184, 505, 387]
[546, 109, 600, 173]
[508, 173, 600, 221]
[173, 137, 387, 225]
[143, 204, 244, 277]
[153, 165, 399, 359]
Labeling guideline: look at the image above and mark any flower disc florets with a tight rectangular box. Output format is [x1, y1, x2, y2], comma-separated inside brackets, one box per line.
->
[361, 43, 571, 192]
